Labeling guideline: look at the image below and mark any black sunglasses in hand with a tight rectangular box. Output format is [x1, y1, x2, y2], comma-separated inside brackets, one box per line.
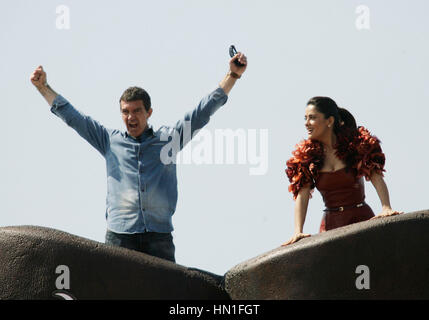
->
[229, 45, 246, 67]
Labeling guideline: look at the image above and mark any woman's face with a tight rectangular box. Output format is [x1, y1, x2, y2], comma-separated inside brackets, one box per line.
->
[304, 104, 333, 140]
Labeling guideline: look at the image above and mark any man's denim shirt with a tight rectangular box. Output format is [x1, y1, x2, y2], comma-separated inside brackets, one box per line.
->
[50, 87, 228, 234]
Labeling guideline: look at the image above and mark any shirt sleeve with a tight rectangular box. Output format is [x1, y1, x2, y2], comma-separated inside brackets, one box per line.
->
[50, 95, 110, 156]
[172, 87, 228, 150]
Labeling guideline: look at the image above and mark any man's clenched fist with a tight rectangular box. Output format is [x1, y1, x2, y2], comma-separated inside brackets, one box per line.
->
[30, 65, 47, 88]
[30, 65, 58, 105]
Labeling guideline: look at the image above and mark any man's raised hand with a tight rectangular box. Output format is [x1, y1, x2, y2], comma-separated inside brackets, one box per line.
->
[30, 65, 47, 89]
[230, 52, 247, 77]
[30, 65, 58, 106]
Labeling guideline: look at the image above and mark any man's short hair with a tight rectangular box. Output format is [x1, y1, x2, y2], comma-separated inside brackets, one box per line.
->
[119, 86, 151, 111]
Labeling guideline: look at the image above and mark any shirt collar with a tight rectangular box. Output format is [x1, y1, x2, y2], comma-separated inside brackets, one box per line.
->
[125, 125, 155, 140]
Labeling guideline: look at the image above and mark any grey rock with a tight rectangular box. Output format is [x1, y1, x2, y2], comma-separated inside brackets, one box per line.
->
[2, 210, 428, 300]
[224, 210, 429, 299]
[0, 225, 229, 300]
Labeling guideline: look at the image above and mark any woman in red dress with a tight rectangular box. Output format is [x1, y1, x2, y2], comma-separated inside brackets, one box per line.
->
[283, 96, 402, 246]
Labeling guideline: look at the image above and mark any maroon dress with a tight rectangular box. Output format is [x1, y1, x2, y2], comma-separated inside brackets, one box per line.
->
[286, 126, 385, 233]
[316, 168, 374, 232]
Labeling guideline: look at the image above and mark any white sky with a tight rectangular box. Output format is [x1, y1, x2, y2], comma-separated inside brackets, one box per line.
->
[1, 0, 428, 275]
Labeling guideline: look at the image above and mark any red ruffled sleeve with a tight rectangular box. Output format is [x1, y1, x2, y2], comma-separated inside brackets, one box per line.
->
[353, 126, 386, 180]
[286, 127, 385, 199]
[285, 139, 324, 200]
[335, 126, 385, 180]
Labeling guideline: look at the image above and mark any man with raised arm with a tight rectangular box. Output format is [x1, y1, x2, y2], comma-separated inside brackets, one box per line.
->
[30, 51, 247, 262]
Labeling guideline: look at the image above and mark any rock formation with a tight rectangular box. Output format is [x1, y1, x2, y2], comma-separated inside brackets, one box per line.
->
[224, 210, 429, 299]
[1, 210, 428, 299]
[0, 226, 228, 299]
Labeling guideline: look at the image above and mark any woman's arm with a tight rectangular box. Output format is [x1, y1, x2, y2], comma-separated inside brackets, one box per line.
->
[369, 172, 403, 219]
[282, 186, 312, 246]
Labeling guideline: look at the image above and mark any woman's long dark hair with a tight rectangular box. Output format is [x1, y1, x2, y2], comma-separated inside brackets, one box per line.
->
[307, 96, 358, 139]
[307, 96, 359, 169]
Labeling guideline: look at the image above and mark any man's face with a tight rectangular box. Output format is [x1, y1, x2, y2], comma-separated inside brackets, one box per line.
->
[120, 100, 153, 138]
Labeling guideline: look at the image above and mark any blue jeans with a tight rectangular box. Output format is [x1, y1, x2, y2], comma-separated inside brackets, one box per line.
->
[105, 229, 176, 263]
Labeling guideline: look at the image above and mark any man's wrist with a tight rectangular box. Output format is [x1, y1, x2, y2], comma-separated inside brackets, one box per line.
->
[36, 82, 49, 92]
[36, 83, 58, 106]
[228, 71, 241, 79]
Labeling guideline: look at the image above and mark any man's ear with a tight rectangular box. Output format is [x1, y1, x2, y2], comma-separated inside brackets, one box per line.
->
[147, 108, 153, 118]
